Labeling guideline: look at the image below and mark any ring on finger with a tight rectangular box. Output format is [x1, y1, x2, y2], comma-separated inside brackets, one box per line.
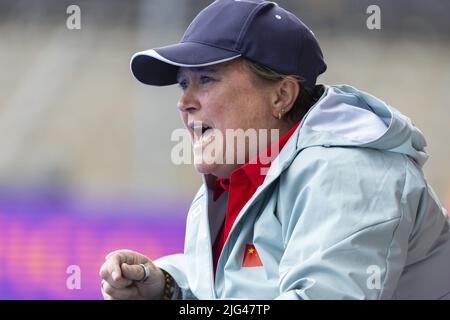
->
[139, 263, 150, 282]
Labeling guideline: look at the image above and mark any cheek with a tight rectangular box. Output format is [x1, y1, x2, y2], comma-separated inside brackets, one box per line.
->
[200, 83, 270, 130]
[227, 96, 270, 130]
[199, 93, 229, 125]
[232, 84, 270, 117]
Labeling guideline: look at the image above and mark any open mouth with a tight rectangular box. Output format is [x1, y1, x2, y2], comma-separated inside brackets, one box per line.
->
[189, 121, 216, 148]
[201, 125, 212, 135]
[190, 122, 213, 137]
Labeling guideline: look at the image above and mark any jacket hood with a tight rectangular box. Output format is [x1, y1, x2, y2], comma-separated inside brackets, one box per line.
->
[295, 84, 429, 167]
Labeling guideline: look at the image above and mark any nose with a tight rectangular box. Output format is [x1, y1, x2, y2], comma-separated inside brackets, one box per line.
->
[177, 87, 200, 113]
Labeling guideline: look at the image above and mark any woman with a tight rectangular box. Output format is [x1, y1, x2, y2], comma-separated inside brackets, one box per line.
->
[99, 0, 450, 299]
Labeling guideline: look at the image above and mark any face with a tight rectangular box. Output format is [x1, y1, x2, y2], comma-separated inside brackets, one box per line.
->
[176, 59, 279, 178]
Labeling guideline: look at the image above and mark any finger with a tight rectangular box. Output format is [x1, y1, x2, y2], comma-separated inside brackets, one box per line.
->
[112, 255, 126, 281]
[102, 280, 137, 300]
[103, 277, 133, 290]
[105, 254, 124, 281]
[105, 249, 143, 262]
[99, 261, 115, 280]
[105, 249, 150, 264]
[102, 292, 113, 300]
[100, 257, 132, 288]
[102, 289, 114, 300]
[103, 267, 133, 289]
[105, 249, 131, 260]
[121, 263, 146, 282]
[99, 257, 122, 282]
[101, 280, 113, 300]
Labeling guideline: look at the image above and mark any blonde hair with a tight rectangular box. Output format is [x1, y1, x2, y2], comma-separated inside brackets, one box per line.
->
[243, 59, 321, 123]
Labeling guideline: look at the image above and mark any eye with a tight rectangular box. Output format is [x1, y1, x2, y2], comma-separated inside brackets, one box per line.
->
[199, 75, 214, 84]
[178, 79, 188, 91]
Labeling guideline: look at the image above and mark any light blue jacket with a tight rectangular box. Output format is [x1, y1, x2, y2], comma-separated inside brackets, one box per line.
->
[155, 85, 450, 299]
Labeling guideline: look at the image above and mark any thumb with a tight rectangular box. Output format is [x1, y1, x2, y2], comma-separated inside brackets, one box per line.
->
[121, 263, 146, 281]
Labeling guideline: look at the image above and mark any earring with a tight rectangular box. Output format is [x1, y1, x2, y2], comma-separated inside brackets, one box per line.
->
[278, 109, 284, 120]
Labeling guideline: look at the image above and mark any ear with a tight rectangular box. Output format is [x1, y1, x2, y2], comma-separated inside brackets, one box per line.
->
[271, 77, 300, 120]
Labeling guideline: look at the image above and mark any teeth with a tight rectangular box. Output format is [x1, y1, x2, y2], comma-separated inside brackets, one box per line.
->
[191, 124, 211, 135]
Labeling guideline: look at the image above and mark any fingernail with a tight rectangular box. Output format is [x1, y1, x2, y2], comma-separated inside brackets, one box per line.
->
[112, 271, 119, 280]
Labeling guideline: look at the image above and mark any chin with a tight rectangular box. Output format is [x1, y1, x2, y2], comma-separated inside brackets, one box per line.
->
[193, 160, 237, 179]
[192, 145, 239, 178]
[192, 145, 225, 177]
[194, 162, 220, 176]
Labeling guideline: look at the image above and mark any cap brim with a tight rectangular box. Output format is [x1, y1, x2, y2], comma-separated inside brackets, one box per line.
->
[130, 42, 241, 86]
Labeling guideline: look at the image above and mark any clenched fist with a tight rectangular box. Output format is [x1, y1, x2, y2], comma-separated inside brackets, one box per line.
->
[99, 249, 165, 300]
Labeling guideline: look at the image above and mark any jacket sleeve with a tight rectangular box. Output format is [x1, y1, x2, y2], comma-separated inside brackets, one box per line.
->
[154, 254, 197, 300]
[275, 146, 417, 299]
[152, 187, 208, 300]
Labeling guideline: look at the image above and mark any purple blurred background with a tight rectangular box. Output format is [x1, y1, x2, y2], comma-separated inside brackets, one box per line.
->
[0, 188, 187, 299]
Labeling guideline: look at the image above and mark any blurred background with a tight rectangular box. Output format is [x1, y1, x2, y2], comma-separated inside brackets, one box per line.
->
[0, 0, 449, 299]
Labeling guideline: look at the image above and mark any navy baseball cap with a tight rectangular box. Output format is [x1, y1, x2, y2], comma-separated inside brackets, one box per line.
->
[131, 0, 326, 90]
